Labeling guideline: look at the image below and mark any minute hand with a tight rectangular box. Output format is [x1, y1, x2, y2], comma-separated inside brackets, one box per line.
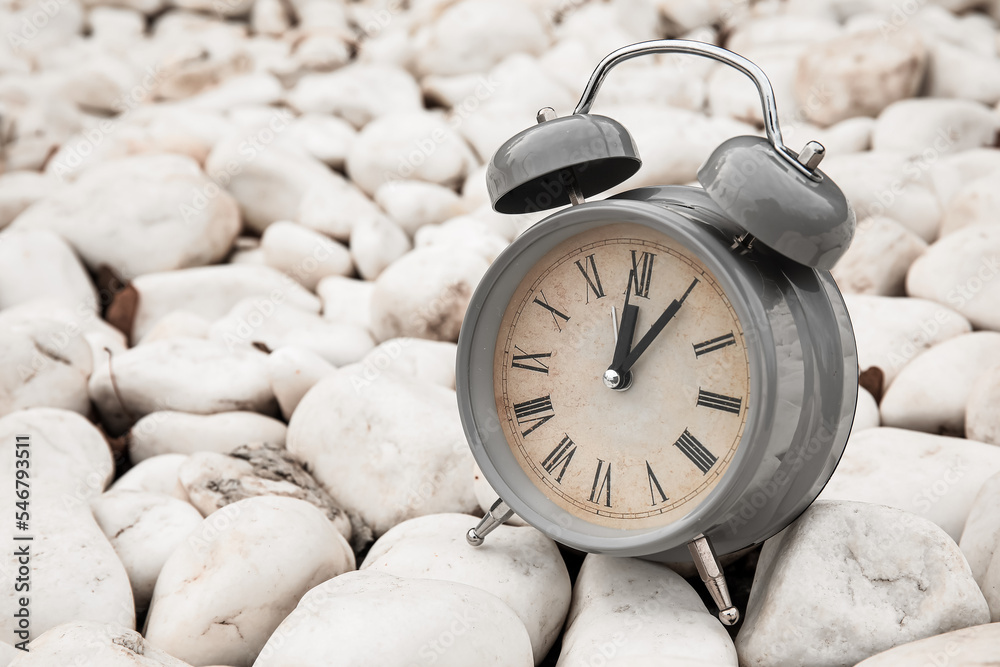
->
[613, 278, 699, 376]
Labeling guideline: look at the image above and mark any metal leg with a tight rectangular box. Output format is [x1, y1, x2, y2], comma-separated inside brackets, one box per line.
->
[466, 498, 515, 547]
[687, 534, 740, 626]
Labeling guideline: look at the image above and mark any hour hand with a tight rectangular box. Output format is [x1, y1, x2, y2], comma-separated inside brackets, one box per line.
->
[605, 272, 638, 390]
[614, 277, 699, 377]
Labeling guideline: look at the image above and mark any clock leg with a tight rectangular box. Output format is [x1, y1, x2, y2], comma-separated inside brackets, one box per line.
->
[466, 498, 515, 547]
[687, 534, 741, 626]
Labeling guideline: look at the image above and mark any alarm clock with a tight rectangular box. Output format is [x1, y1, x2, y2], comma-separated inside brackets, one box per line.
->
[456, 40, 858, 625]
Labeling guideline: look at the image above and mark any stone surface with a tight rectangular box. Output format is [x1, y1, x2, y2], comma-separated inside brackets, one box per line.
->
[10, 621, 193, 666]
[265, 346, 337, 419]
[130, 265, 321, 342]
[374, 180, 463, 237]
[254, 571, 533, 666]
[872, 99, 1000, 157]
[843, 294, 972, 388]
[111, 454, 189, 501]
[854, 622, 1000, 667]
[287, 64, 423, 128]
[821, 428, 1000, 540]
[349, 215, 412, 280]
[966, 366, 1000, 445]
[128, 411, 287, 462]
[736, 501, 989, 667]
[359, 338, 457, 390]
[362, 513, 571, 663]
[280, 114, 356, 169]
[287, 369, 477, 536]
[317, 276, 374, 330]
[261, 221, 353, 290]
[940, 171, 1000, 237]
[415, 217, 511, 263]
[906, 225, 1000, 331]
[959, 472, 1000, 588]
[0, 229, 97, 312]
[855, 386, 880, 431]
[139, 311, 212, 344]
[144, 496, 355, 667]
[796, 28, 926, 127]
[89, 338, 276, 433]
[830, 216, 927, 296]
[0, 171, 51, 230]
[370, 246, 490, 343]
[560, 554, 738, 666]
[208, 299, 374, 367]
[925, 37, 1000, 105]
[880, 332, 1000, 435]
[91, 490, 204, 613]
[12, 155, 240, 278]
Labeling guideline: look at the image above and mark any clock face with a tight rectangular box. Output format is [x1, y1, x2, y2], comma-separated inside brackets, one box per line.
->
[494, 222, 750, 530]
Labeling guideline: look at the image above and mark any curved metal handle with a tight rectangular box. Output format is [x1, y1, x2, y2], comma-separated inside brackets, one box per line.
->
[573, 39, 815, 176]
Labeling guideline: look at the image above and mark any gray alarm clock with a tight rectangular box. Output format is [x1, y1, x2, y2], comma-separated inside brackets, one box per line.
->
[455, 39, 858, 625]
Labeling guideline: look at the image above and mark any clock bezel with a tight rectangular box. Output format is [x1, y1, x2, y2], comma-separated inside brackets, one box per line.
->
[457, 198, 780, 557]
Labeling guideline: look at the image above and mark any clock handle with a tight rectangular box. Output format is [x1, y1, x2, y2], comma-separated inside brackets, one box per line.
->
[688, 534, 741, 626]
[573, 39, 820, 178]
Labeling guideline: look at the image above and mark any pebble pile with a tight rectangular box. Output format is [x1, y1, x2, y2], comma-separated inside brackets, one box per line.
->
[1, 0, 1000, 665]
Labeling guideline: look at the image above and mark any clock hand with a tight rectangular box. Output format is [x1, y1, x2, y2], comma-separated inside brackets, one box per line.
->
[604, 271, 639, 389]
[613, 277, 699, 377]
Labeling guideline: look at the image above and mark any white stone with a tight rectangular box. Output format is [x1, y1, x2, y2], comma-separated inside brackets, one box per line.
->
[413, 0, 548, 77]
[592, 104, 756, 189]
[205, 132, 381, 240]
[317, 276, 374, 330]
[89, 338, 275, 433]
[131, 265, 320, 342]
[266, 346, 337, 419]
[415, 219, 510, 263]
[820, 428, 1000, 540]
[796, 29, 926, 127]
[924, 38, 1000, 105]
[910, 5, 996, 58]
[736, 500, 989, 667]
[139, 311, 212, 345]
[0, 318, 93, 418]
[831, 216, 927, 296]
[11, 621, 192, 666]
[854, 623, 1000, 667]
[0, 229, 97, 312]
[287, 369, 477, 536]
[287, 64, 423, 129]
[872, 99, 1000, 157]
[261, 221, 353, 290]
[1, 501, 134, 639]
[0, 640, 15, 665]
[91, 490, 204, 612]
[940, 171, 1000, 236]
[560, 554, 738, 667]
[2, 95, 82, 173]
[128, 411, 287, 462]
[209, 298, 374, 366]
[880, 332, 1000, 435]
[362, 513, 570, 663]
[359, 338, 457, 390]
[185, 73, 283, 111]
[111, 454, 189, 501]
[347, 111, 477, 197]
[0, 171, 51, 230]
[821, 151, 942, 242]
[280, 113, 356, 169]
[906, 225, 1000, 331]
[12, 155, 240, 278]
[349, 215, 412, 280]
[255, 571, 533, 666]
[145, 496, 354, 666]
[967, 366, 1000, 445]
[374, 180, 463, 237]
[370, 246, 490, 343]
[929, 148, 1000, 207]
[959, 472, 1000, 587]
[843, 294, 972, 387]
[586, 57, 706, 114]
[251, 0, 290, 36]
[0, 408, 113, 503]
[855, 386, 880, 431]
[727, 14, 841, 53]
[171, 0, 253, 17]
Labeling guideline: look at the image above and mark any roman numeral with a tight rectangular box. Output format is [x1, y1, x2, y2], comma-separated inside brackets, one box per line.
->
[575, 254, 605, 302]
[541, 435, 576, 483]
[630, 251, 655, 298]
[533, 291, 570, 332]
[513, 396, 554, 437]
[588, 459, 612, 507]
[693, 332, 736, 357]
[696, 389, 743, 415]
[646, 461, 668, 506]
[511, 346, 551, 374]
[674, 429, 717, 475]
